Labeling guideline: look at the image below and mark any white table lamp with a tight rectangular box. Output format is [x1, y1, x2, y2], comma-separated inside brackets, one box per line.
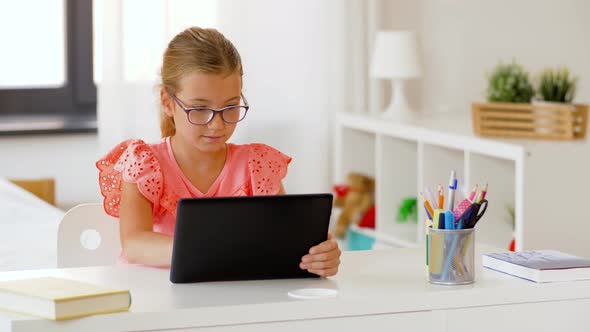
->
[370, 31, 422, 118]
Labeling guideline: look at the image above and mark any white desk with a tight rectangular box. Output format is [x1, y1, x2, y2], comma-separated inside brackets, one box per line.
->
[0, 246, 589, 332]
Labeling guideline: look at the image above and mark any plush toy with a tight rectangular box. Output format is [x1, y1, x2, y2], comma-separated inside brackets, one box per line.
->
[333, 184, 349, 207]
[357, 204, 375, 229]
[333, 173, 375, 238]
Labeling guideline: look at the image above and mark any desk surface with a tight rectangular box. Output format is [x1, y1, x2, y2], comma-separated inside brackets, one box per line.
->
[1, 246, 589, 331]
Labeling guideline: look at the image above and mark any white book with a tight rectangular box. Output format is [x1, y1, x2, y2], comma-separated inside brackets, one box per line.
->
[0, 277, 131, 320]
[483, 250, 590, 283]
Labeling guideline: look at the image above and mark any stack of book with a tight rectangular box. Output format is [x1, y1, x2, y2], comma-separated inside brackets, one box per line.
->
[483, 250, 590, 283]
[0, 277, 131, 320]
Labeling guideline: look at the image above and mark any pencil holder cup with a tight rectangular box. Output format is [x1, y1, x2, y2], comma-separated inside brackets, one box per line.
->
[428, 228, 475, 285]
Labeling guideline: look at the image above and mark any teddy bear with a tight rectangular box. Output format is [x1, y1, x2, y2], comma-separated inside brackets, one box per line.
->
[332, 172, 375, 238]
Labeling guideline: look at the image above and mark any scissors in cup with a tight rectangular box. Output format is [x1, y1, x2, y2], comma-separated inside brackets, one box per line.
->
[457, 199, 488, 229]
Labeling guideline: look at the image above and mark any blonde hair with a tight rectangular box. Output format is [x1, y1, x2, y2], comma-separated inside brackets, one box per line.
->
[159, 27, 243, 137]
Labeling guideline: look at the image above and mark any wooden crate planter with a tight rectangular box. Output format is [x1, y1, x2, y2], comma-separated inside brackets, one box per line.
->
[472, 102, 588, 140]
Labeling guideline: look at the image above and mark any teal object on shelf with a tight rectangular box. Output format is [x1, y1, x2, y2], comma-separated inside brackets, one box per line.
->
[346, 227, 375, 251]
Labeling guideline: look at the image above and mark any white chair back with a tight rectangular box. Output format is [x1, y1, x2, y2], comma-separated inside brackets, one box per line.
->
[57, 203, 121, 268]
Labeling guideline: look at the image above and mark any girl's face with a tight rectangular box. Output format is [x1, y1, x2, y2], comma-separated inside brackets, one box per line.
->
[165, 71, 242, 153]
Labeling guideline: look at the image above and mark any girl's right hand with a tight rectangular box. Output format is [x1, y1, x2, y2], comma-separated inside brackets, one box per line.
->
[299, 233, 341, 277]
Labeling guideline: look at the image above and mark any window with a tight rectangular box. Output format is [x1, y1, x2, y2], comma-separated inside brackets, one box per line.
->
[0, 0, 96, 134]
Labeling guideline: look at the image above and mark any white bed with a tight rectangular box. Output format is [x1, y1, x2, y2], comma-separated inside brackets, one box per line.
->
[0, 178, 64, 271]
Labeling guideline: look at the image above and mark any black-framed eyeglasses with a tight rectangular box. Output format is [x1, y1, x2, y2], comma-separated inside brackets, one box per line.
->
[171, 93, 249, 125]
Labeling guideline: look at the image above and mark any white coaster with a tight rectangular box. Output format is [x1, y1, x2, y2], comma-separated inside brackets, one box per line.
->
[287, 288, 339, 300]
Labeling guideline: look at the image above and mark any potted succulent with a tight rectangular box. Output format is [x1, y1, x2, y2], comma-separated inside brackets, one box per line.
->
[533, 67, 578, 133]
[486, 61, 535, 103]
[474, 61, 587, 139]
[536, 67, 577, 104]
[479, 61, 536, 135]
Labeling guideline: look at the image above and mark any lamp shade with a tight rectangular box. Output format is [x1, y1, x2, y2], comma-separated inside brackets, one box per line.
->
[370, 31, 421, 79]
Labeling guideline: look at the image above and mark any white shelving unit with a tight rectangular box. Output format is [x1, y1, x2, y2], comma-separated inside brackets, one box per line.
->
[334, 112, 590, 256]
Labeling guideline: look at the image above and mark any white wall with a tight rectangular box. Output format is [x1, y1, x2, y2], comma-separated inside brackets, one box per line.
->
[381, 0, 590, 113]
[377, 0, 590, 249]
[0, 134, 101, 207]
[8, 1, 588, 205]
[218, 0, 349, 194]
[1, 0, 353, 207]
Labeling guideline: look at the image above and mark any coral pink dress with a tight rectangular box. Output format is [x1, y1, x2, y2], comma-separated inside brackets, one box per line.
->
[96, 137, 291, 237]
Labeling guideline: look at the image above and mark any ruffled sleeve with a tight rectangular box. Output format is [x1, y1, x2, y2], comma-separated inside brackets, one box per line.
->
[96, 139, 163, 218]
[248, 144, 291, 195]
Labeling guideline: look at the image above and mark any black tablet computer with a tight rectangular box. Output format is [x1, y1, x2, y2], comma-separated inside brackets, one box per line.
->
[169, 193, 333, 283]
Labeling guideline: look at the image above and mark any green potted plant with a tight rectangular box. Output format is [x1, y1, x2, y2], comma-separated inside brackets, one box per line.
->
[532, 67, 579, 134]
[486, 61, 535, 103]
[536, 67, 577, 104]
[474, 62, 587, 139]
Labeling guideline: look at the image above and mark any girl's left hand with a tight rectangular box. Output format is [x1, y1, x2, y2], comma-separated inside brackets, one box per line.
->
[300, 233, 341, 277]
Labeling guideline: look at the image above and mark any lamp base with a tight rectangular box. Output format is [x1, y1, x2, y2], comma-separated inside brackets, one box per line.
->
[380, 79, 414, 121]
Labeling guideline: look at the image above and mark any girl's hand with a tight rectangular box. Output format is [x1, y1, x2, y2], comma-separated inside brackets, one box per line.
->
[300, 233, 341, 277]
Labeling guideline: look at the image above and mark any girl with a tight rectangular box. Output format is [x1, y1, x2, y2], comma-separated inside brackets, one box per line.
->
[96, 27, 341, 277]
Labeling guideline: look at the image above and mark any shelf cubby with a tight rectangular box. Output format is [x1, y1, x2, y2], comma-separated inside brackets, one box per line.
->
[334, 111, 590, 256]
[467, 152, 515, 250]
[337, 127, 376, 182]
[376, 135, 418, 246]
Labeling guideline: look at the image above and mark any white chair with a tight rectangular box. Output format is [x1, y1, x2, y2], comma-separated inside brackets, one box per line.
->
[57, 203, 121, 268]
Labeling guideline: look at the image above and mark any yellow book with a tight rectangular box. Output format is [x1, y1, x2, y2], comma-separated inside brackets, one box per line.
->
[0, 277, 131, 320]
